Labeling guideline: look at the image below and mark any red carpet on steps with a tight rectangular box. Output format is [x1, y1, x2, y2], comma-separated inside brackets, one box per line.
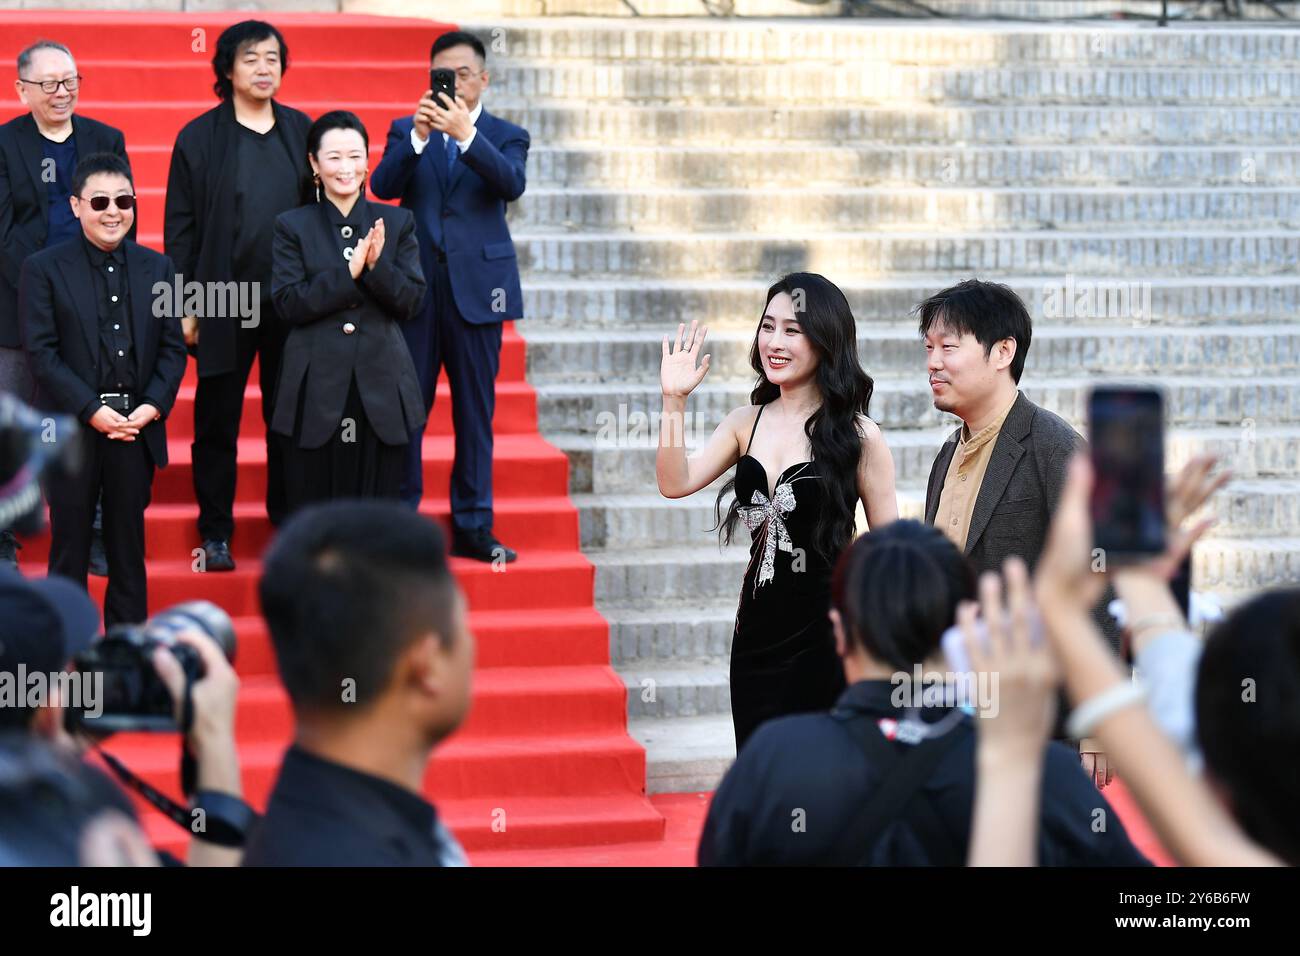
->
[0, 10, 671, 865]
[2, 10, 1180, 870]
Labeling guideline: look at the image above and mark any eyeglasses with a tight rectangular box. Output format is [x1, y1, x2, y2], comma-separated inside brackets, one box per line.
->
[78, 194, 136, 211]
[19, 75, 81, 94]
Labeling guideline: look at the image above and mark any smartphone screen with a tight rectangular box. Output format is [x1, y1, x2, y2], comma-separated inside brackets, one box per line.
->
[1089, 386, 1166, 559]
[430, 68, 456, 107]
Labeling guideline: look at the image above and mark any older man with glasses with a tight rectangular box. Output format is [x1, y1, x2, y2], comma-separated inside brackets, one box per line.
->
[0, 39, 134, 570]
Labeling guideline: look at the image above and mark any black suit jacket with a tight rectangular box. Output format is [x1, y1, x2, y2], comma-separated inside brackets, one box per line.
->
[924, 390, 1083, 576]
[17, 237, 187, 467]
[163, 98, 313, 377]
[0, 112, 134, 347]
[270, 200, 427, 449]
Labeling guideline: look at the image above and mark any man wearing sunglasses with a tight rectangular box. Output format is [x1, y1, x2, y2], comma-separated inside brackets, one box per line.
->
[0, 40, 134, 570]
[17, 152, 186, 625]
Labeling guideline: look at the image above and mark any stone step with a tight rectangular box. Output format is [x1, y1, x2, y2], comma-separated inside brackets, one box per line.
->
[513, 231, 1300, 279]
[537, 376, 1300, 434]
[627, 712, 734, 796]
[519, 277, 1300, 329]
[523, 324, 1300, 383]
[604, 601, 737, 668]
[548, 425, 1300, 493]
[576, 490, 922, 550]
[479, 19, 1300, 67]
[483, 62, 1300, 107]
[1193, 536, 1300, 597]
[621, 663, 733, 720]
[577, 481, 1300, 548]
[492, 104, 1300, 147]
[589, 544, 751, 606]
[587, 533, 1300, 611]
[525, 144, 1300, 189]
[511, 186, 1300, 232]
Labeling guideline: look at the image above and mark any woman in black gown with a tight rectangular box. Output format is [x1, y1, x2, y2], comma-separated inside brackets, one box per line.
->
[656, 273, 898, 751]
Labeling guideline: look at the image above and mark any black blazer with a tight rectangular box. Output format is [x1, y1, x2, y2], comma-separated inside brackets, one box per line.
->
[163, 98, 313, 377]
[924, 390, 1083, 576]
[270, 199, 427, 450]
[17, 237, 187, 467]
[0, 112, 133, 347]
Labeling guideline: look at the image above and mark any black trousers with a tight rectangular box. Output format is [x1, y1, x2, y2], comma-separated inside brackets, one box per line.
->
[282, 376, 406, 513]
[46, 426, 155, 627]
[191, 304, 286, 541]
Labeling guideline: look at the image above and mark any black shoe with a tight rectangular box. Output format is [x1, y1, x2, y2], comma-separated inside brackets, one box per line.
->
[0, 530, 19, 571]
[450, 526, 517, 564]
[201, 539, 237, 572]
[88, 526, 108, 577]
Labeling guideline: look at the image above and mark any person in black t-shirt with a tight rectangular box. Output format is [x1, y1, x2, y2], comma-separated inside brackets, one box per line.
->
[164, 21, 312, 572]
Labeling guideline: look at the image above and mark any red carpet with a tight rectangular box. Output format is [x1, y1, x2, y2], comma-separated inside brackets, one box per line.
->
[2, 10, 668, 863]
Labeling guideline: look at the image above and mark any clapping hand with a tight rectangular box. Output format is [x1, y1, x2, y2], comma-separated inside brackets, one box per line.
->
[364, 218, 385, 270]
[661, 320, 711, 398]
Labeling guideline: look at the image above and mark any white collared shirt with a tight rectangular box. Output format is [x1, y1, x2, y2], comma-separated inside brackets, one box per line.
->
[411, 99, 482, 155]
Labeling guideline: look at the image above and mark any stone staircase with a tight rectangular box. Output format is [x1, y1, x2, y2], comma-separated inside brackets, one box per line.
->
[468, 17, 1300, 792]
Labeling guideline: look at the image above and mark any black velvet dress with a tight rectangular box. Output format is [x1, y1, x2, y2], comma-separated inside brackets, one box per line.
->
[729, 403, 848, 752]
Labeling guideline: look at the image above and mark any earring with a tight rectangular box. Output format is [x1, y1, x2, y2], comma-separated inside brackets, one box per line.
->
[313, 173, 321, 203]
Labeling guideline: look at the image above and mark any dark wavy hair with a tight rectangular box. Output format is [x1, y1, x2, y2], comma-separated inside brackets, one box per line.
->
[211, 20, 288, 101]
[712, 273, 875, 565]
[830, 520, 976, 671]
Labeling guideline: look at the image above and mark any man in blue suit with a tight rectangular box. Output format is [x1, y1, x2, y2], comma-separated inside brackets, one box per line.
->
[370, 31, 527, 564]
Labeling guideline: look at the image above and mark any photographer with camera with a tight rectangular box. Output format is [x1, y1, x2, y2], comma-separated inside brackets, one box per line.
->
[0, 570, 247, 866]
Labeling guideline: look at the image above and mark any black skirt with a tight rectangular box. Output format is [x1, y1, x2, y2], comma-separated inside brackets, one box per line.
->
[282, 374, 407, 513]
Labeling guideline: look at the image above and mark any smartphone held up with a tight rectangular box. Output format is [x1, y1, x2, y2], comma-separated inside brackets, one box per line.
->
[1087, 385, 1166, 564]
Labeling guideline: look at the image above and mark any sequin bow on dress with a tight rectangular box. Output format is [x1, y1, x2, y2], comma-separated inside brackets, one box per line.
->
[738, 481, 797, 595]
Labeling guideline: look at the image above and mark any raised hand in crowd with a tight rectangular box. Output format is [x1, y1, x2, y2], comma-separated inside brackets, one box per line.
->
[970, 452, 1280, 866]
[960, 557, 1061, 866]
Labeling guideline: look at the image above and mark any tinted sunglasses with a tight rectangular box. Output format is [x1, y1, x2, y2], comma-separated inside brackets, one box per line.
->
[79, 194, 136, 212]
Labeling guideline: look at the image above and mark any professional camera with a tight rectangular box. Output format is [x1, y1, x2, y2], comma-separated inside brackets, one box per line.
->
[69, 601, 237, 734]
[0, 392, 79, 535]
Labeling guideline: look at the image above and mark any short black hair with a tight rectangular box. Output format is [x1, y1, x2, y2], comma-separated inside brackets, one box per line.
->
[431, 30, 486, 64]
[831, 519, 975, 672]
[258, 501, 457, 715]
[70, 152, 133, 200]
[915, 279, 1034, 384]
[211, 20, 288, 101]
[1195, 588, 1300, 865]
